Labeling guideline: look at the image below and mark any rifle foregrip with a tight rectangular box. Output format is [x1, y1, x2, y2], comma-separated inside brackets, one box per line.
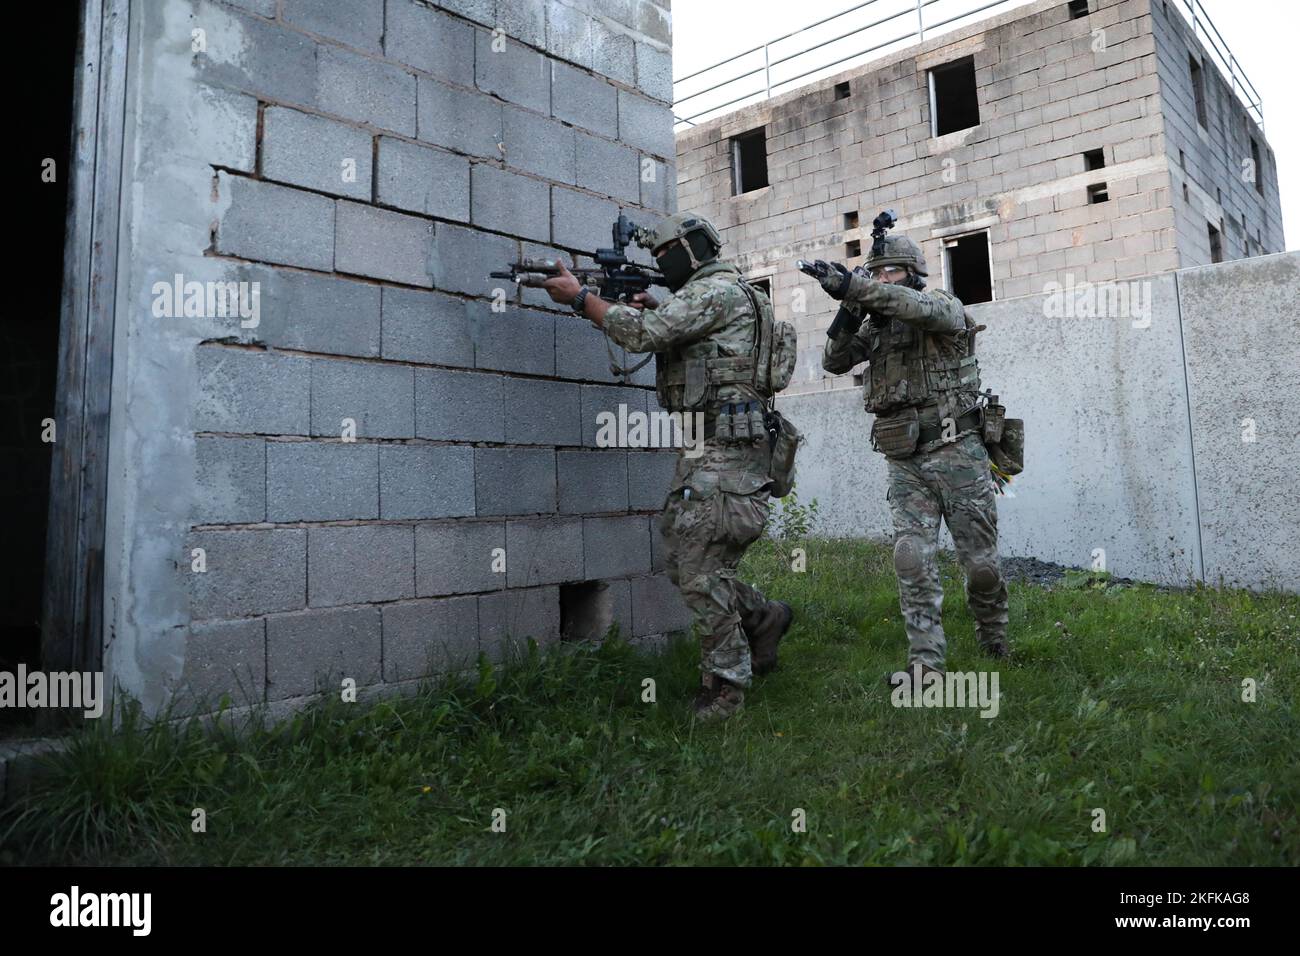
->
[826, 305, 864, 339]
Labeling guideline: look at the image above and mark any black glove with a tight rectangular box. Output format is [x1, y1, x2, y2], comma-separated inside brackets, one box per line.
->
[817, 261, 853, 299]
[827, 304, 864, 338]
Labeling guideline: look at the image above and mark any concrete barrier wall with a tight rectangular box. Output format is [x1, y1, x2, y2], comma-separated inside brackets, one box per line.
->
[778, 252, 1299, 591]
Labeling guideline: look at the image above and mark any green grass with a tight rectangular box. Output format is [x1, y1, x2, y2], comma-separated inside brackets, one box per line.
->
[4, 539, 1297, 866]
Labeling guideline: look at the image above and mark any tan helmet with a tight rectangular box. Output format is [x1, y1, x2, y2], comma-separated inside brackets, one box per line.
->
[866, 234, 928, 276]
[643, 212, 723, 257]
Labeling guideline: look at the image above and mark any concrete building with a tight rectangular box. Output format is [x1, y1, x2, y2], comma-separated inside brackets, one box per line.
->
[16, 0, 689, 723]
[675, 0, 1285, 395]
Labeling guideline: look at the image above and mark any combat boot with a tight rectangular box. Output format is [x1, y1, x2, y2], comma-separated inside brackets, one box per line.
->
[976, 629, 1010, 660]
[693, 674, 744, 721]
[743, 600, 794, 676]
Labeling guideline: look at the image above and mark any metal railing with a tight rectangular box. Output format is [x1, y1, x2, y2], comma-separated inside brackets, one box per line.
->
[673, 0, 1264, 131]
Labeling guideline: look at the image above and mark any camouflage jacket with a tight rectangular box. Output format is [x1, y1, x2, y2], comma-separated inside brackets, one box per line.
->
[604, 260, 771, 495]
[822, 277, 981, 429]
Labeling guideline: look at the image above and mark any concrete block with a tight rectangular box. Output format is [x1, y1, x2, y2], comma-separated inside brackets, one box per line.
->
[214, 173, 335, 271]
[173, 618, 267, 709]
[583, 515, 652, 579]
[590, 17, 634, 86]
[308, 525, 415, 606]
[478, 585, 561, 660]
[379, 444, 475, 520]
[639, 157, 676, 213]
[267, 606, 382, 700]
[194, 436, 266, 525]
[551, 186, 620, 252]
[617, 89, 674, 159]
[311, 359, 415, 439]
[580, 383, 650, 446]
[503, 106, 576, 184]
[188, 529, 307, 619]
[469, 301, 556, 376]
[381, 287, 474, 367]
[551, 60, 618, 139]
[194, 347, 311, 436]
[630, 573, 691, 636]
[236, 265, 381, 358]
[475, 447, 557, 515]
[605, 576, 634, 641]
[196, 14, 318, 108]
[470, 164, 550, 242]
[415, 520, 507, 595]
[627, 450, 676, 510]
[317, 45, 416, 135]
[496, 0, 546, 45]
[416, 75, 504, 158]
[376, 136, 470, 221]
[435, 0, 495, 27]
[575, 132, 640, 202]
[384, 0, 475, 83]
[475, 31, 550, 113]
[546, 2, 592, 69]
[381, 596, 480, 680]
[430, 222, 518, 296]
[267, 440, 379, 521]
[635, 40, 672, 103]
[414, 368, 504, 441]
[555, 318, 624, 384]
[335, 201, 434, 287]
[506, 518, 585, 586]
[284, 0, 384, 52]
[558, 449, 629, 513]
[503, 378, 582, 445]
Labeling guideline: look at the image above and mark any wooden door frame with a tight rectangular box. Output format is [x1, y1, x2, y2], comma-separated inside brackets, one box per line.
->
[42, 0, 130, 675]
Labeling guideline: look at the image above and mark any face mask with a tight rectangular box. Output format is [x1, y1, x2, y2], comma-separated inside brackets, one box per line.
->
[655, 241, 695, 292]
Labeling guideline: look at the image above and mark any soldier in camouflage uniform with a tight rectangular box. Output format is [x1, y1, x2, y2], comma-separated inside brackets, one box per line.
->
[815, 234, 1009, 682]
[543, 213, 794, 721]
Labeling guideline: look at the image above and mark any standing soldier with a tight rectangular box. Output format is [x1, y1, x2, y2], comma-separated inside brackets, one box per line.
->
[543, 213, 797, 721]
[813, 231, 1010, 683]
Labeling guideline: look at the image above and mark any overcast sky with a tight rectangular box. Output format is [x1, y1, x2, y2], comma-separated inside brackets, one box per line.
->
[672, 0, 1298, 249]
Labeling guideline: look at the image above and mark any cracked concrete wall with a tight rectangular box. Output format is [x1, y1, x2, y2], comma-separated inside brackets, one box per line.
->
[102, 0, 686, 718]
[777, 252, 1299, 591]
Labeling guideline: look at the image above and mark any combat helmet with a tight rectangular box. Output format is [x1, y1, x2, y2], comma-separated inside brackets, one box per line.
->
[644, 212, 724, 291]
[866, 234, 928, 277]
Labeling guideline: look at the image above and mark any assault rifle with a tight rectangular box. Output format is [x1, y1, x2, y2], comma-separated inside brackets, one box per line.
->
[797, 208, 898, 338]
[491, 214, 662, 303]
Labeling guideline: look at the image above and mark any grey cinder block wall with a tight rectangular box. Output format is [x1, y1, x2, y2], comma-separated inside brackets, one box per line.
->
[674, 0, 1285, 397]
[100, 0, 687, 717]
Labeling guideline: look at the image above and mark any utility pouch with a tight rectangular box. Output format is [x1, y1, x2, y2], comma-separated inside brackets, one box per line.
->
[765, 408, 800, 498]
[715, 408, 734, 442]
[870, 406, 920, 460]
[988, 418, 1024, 476]
[982, 397, 1006, 445]
[684, 358, 708, 409]
[731, 405, 751, 442]
[748, 406, 767, 446]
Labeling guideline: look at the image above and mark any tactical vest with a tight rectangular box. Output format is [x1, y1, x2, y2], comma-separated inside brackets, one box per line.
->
[655, 263, 796, 413]
[864, 294, 982, 419]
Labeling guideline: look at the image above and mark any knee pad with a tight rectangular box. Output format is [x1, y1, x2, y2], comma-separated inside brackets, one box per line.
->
[968, 561, 1001, 594]
[893, 536, 923, 577]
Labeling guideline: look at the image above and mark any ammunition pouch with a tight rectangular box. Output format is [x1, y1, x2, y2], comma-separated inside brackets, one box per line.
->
[870, 406, 920, 459]
[764, 408, 800, 498]
[987, 418, 1024, 476]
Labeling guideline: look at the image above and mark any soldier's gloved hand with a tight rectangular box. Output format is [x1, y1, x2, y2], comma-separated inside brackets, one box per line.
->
[628, 291, 659, 311]
[819, 262, 853, 300]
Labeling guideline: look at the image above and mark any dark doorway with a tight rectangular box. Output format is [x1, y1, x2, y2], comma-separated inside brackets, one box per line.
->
[930, 56, 981, 136]
[2, 0, 79, 732]
[945, 233, 993, 305]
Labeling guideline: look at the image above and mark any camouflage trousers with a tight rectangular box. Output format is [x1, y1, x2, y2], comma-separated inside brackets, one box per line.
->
[659, 448, 773, 687]
[885, 431, 1008, 670]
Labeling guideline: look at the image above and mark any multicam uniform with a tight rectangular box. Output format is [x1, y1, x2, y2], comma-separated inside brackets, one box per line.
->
[822, 276, 1009, 671]
[603, 260, 783, 696]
